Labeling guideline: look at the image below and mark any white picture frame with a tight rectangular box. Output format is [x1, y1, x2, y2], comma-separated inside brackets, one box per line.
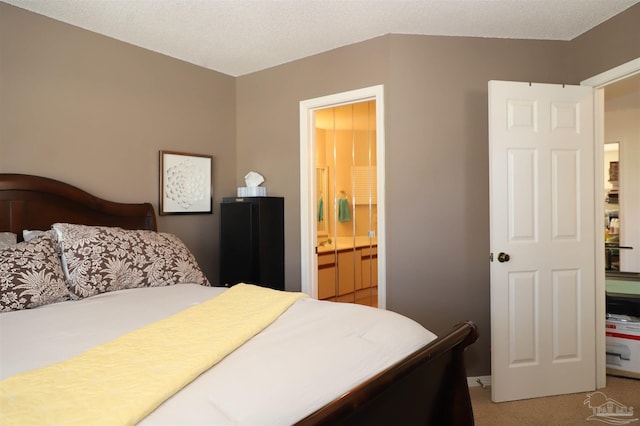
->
[159, 150, 212, 215]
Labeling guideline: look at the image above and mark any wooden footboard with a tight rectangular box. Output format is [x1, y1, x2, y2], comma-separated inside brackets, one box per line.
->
[296, 320, 479, 426]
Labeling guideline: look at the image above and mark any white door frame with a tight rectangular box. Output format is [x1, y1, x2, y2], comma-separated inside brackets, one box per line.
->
[581, 57, 640, 389]
[299, 85, 386, 308]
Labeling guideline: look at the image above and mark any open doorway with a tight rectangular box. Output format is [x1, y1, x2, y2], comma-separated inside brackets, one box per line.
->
[582, 57, 640, 388]
[299, 85, 386, 308]
[602, 74, 640, 275]
[315, 101, 378, 306]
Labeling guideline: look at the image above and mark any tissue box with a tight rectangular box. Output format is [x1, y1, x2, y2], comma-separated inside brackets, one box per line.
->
[237, 187, 267, 197]
[606, 317, 640, 378]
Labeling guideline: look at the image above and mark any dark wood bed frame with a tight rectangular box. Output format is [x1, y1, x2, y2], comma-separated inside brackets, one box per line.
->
[0, 174, 156, 236]
[0, 173, 479, 425]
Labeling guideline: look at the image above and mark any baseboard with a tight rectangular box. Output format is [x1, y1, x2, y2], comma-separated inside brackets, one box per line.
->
[467, 375, 491, 388]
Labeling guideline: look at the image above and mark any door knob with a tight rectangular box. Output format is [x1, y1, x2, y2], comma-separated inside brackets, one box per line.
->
[497, 252, 510, 263]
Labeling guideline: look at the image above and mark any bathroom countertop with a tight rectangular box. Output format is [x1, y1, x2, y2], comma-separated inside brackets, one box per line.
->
[317, 236, 377, 254]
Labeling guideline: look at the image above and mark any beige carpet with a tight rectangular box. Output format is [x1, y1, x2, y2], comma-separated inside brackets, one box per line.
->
[470, 376, 640, 425]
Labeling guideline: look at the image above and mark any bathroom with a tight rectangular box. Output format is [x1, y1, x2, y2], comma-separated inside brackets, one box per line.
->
[314, 100, 378, 306]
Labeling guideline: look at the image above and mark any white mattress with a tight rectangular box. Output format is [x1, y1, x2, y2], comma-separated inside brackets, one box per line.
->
[0, 284, 436, 425]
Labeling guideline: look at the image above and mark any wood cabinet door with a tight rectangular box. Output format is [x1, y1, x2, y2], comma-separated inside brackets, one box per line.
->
[337, 250, 360, 296]
[360, 247, 377, 289]
[317, 253, 336, 299]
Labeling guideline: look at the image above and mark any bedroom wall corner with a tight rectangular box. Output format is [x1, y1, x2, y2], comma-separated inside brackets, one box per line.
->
[235, 36, 391, 296]
[235, 30, 574, 377]
[565, 3, 640, 83]
[234, 9, 639, 377]
[0, 2, 237, 284]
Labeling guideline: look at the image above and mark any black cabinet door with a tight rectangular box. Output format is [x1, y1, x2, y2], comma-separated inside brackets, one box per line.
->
[220, 202, 258, 286]
[219, 197, 284, 290]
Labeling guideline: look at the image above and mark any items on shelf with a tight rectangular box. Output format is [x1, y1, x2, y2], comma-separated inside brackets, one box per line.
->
[609, 161, 619, 182]
[606, 161, 619, 204]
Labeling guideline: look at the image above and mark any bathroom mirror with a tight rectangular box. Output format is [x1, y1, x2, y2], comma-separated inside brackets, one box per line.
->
[317, 166, 329, 237]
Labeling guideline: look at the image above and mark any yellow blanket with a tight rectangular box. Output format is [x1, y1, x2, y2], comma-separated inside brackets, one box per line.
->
[0, 284, 306, 425]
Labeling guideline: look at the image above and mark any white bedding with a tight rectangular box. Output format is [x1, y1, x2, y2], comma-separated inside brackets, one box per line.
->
[0, 284, 436, 425]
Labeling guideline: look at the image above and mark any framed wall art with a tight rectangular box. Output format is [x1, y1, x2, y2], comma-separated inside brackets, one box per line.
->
[159, 150, 212, 215]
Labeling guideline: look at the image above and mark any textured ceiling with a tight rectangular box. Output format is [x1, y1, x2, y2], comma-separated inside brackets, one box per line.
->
[3, 0, 639, 76]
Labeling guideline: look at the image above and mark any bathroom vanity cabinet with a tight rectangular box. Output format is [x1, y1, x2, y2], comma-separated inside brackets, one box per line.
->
[318, 245, 377, 306]
[219, 197, 284, 290]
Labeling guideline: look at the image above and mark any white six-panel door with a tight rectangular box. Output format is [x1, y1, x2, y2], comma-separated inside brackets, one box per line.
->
[489, 81, 596, 402]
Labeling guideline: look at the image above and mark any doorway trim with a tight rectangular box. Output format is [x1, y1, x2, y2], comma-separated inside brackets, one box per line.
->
[581, 57, 640, 389]
[299, 85, 386, 308]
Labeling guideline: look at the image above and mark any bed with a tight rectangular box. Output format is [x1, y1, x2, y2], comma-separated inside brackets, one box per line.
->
[0, 173, 479, 425]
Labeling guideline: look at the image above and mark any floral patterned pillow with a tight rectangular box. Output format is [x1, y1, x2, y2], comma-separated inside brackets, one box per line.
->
[0, 231, 70, 312]
[53, 223, 210, 299]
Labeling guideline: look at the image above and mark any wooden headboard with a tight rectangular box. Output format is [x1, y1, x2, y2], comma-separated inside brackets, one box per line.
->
[0, 174, 157, 239]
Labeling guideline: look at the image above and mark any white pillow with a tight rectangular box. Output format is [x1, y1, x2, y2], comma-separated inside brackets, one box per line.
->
[23, 229, 48, 242]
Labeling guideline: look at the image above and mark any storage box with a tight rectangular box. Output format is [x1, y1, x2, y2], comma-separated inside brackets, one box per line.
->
[606, 317, 640, 379]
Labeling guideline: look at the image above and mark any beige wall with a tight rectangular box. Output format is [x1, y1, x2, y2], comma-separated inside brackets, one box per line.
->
[567, 4, 640, 83]
[236, 34, 571, 375]
[236, 5, 639, 375]
[0, 3, 237, 282]
[2, 1, 639, 376]
[235, 36, 391, 305]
